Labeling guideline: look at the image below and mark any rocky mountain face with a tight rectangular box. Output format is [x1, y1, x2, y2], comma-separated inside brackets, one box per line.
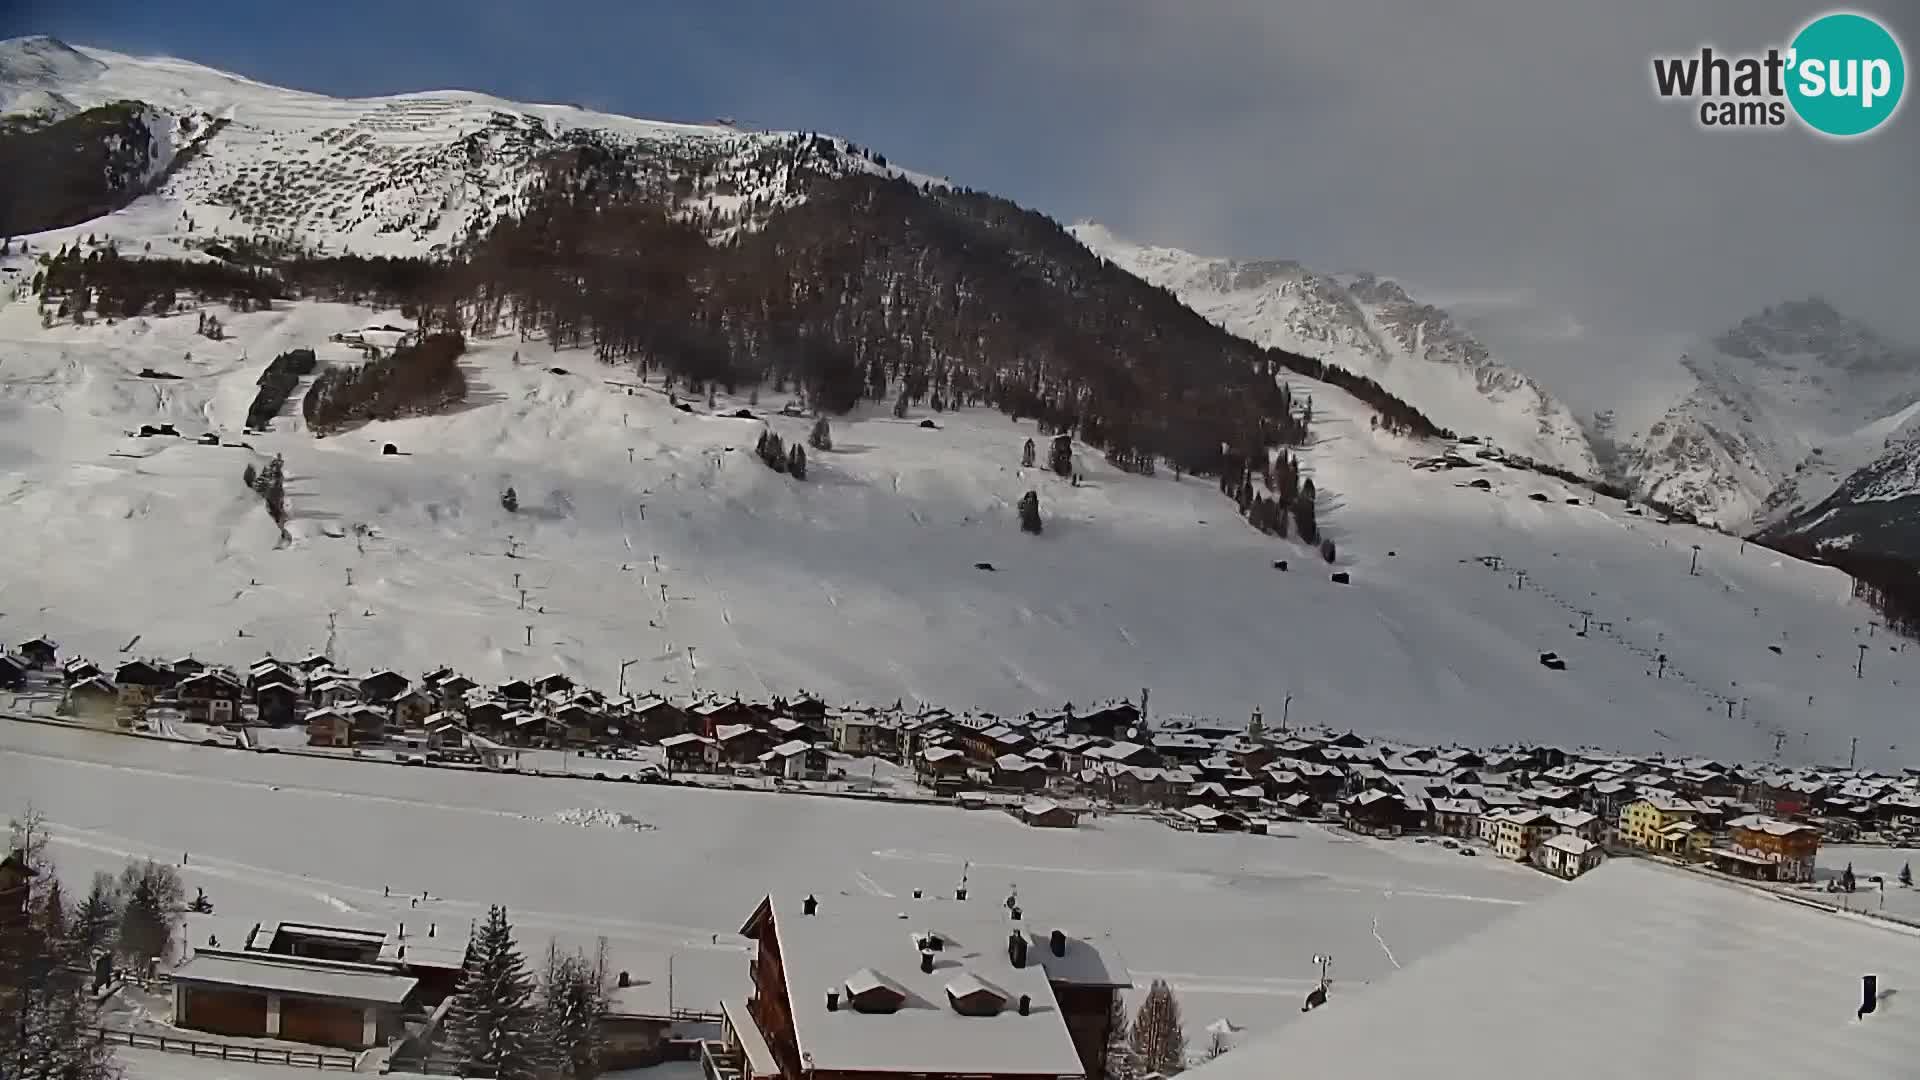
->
[1621, 298, 1920, 534]
[1072, 223, 1598, 476]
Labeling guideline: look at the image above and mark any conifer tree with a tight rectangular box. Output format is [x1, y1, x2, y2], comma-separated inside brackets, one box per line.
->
[541, 941, 611, 1079]
[70, 872, 119, 963]
[502, 486, 519, 513]
[788, 443, 807, 480]
[1018, 490, 1042, 535]
[1049, 436, 1073, 478]
[1900, 862, 1912, 888]
[809, 416, 832, 452]
[893, 391, 909, 419]
[116, 859, 182, 969]
[445, 905, 553, 1080]
[1022, 438, 1036, 469]
[1104, 994, 1134, 1080]
[1129, 978, 1187, 1076]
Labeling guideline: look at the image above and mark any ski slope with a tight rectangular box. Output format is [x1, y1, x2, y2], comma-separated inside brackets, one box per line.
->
[0, 287, 1915, 769]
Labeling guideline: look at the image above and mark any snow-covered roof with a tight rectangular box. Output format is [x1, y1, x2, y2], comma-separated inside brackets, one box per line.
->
[752, 893, 1093, 1076]
[1180, 860, 1920, 1079]
[170, 952, 417, 1005]
[1728, 814, 1818, 837]
[1541, 834, 1596, 856]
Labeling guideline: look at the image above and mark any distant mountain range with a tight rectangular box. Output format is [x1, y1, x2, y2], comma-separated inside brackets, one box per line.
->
[1072, 223, 1600, 477]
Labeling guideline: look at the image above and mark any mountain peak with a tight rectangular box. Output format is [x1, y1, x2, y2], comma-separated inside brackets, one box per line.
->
[1713, 296, 1914, 374]
[0, 35, 104, 88]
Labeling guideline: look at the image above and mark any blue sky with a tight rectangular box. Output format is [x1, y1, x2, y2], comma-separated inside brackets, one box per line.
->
[12, 1, 1918, 406]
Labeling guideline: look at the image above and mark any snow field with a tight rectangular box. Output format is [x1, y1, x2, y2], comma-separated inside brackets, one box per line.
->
[0, 721, 1552, 1044]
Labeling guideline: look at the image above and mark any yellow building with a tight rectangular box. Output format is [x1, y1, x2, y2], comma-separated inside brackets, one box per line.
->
[1618, 794, 1704, 852]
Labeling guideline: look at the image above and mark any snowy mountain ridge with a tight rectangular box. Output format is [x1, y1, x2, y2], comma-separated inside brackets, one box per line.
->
[0, 35, 935, 255]
[1623, 298, 1920, 531]
[1072, 222, 1599, 477]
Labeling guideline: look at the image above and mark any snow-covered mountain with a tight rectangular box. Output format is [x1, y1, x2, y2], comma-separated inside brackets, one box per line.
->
[1072, 222, 1598, 476]
[0, 35, 930, 254]
[1620, 299, 1920, 531]
[4, 38, 1919, 768]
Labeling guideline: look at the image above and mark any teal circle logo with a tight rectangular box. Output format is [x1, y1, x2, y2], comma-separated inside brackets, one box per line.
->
[1787, 12, 1905, 137]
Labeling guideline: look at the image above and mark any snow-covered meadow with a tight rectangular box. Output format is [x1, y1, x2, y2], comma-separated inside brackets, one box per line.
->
[0, 720, 1553, 1043]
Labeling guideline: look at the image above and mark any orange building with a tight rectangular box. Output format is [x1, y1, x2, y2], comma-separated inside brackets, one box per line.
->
[1727, 815, 1820, 882]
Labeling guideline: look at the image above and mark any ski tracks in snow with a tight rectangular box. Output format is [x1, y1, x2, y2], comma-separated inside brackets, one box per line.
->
[1371, 911, 1402, 970]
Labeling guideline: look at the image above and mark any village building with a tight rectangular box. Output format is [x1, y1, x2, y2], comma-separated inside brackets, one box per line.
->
[725, 891, 1129, 1080]
[1343, 789, 1423, 834]
[16, 637, 58, 669]
[1489, 808, 1554, 862]
[1718, 815, 1822, 882]
[1538, 834, 1604, 879]
[253, 681, 300, 726]
[1618, 794, 1705, 852]
[60, 675, 121, 725]
[762, 740, 830, 781]
[1427, 797, 1485, 837]
[0, 654, 25, 691]
[306, 708, 351, 748]
[662, 732, 719, 772]
[1545, 807, 1602, 844]
[169, 916, 466, 1050]
[1016, 800, 1079, 829]
[175, 669, 244, 724]
[358, 670, 409, 703]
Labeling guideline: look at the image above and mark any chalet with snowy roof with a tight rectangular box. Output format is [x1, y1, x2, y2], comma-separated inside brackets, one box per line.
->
[16, 637, 57, 669]
[729, 891, 1129, 1080]
[306, 708, 350, 747]
[0, 654, 25, 691]
[346, 703, 388, 743]
[176, 669, 243, 724]
[247, 659, 294, 692]
[115, 658, 174, 691]
[496, 678, 534, 705]
[1719, 815, 1821, 882]
[1016, 800, 1078, 829]
[1427, 797, 1485, 837]
[429, 674, 477, 709]
[694, 698, 761, 736]
[253, 680, 300, 726]
[761, 739, 830, 781]
[718, 723, 774, 764]
[293, 653, 333, 674]
[61, 657, 102, 685]
[1344, 789, 1424, 834]
[1150, 732, 1215, 763]
[308, 675, 360, 708]
[170, 915, 467, 1050]
[993, 754, 1049, 791]
[533, 672, 574, 696]
[661, 732, 718, 771]
[60, 675, 120, 725]
[1065, 702, 1139, 740]
[358, 670, 409, 703]
[629, 695, 692, 741]
[917, 745, 970, 782]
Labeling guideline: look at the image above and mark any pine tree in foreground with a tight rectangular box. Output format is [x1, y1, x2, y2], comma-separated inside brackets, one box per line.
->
[1104, 994, 1134, 1080]
[1022, 438, 1036, 469]
[1901, 862, 1913, 888]
[809, 416, 832, 452]
[541, 941, 612, 1079]
[1129, 978, 1187, 1076]
[1, 814, 118, 1080]
[444, 905, 553, 1080]
[788, 443, 807, 480]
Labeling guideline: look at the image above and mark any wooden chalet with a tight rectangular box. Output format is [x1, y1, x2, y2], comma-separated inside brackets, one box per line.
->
[254, 681, 301, 726]
[358, 670, 409, 704]
[176, 670, 244, 724]
[0, 654, 28, 691]
[16, 637, 57, 669]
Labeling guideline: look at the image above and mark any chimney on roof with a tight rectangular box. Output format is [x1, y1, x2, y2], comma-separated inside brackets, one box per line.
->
[1049, 929, 1066, 957]
[428, 922, 435, 938]
[1010, 906, 1022, 922]
[803, 893, 818, 916]
[619, 971, 631, 988]
[826, 989, 839, 1012]
[920, 950, 935, 974]
[926, 933, 944, 952]
[1860, 974, 1879, 1019]
[913, 888, 922, 899]
[1018, 994, 1031, 1016]
[1008, 932, 1027, 969]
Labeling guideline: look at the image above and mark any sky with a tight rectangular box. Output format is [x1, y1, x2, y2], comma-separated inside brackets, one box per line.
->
[10, 0, 1919, 416]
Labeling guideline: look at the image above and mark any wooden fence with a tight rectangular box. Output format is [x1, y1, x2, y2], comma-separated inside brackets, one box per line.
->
[97, 1028, 357, 1070]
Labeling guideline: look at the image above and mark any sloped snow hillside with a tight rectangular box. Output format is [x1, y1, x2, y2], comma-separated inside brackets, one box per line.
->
[2, 39, 1917, 771]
